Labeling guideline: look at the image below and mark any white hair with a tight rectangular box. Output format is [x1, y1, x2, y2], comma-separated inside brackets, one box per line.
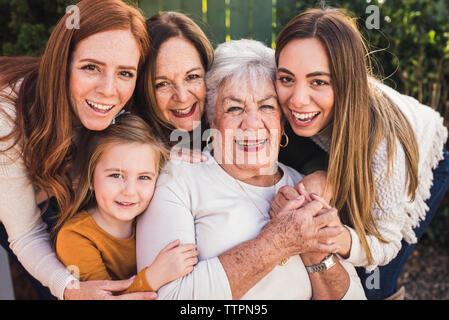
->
[205, 39, 276, 125]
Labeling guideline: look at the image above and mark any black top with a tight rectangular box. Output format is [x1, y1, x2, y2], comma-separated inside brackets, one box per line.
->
[278, 122, 329, 175]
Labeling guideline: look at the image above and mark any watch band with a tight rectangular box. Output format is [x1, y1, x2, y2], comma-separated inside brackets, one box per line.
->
[305, 254, 337, 273]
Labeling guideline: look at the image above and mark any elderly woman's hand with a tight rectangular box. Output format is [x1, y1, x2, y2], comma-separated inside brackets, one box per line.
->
[270, 170, 333, 219]
[306, 193, 351, 259]
[262, 199, 344, 257]
[63, 278, 158, 300]
[269, 185, 303, 219]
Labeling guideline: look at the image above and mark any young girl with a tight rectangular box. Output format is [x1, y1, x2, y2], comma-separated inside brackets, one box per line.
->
[55, 113, 198, 293]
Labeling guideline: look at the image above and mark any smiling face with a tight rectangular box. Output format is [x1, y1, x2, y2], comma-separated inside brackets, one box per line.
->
[154, 37, 206, 132]
[69, 29, 140, 131]
[211, 77, 282, 179]
[276, 38, 334, 137]
[91, 143, 157, 225]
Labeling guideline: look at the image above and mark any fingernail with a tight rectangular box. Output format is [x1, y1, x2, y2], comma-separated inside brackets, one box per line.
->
[130, 275, 136, 281]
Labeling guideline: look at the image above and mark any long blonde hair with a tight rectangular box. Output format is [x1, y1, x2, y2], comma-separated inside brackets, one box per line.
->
[51, 113, 168, 246]
[275, 8, 419, 264]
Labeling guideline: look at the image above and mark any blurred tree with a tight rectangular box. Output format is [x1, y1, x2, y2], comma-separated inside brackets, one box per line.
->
[0, 0, 77, 56]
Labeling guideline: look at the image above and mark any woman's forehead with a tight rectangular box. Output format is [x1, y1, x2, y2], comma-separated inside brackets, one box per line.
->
[219, 76, 276, 100]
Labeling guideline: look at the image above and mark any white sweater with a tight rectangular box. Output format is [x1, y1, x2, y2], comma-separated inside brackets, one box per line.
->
[136, 152, 366, 300]
[311, 82, 448, 271]
[0, 85, 76, 299]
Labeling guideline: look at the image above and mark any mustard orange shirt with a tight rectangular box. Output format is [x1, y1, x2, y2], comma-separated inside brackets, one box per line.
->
[56, 210, 152, 293]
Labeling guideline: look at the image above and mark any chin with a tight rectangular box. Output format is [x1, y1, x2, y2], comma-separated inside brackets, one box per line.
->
[84, 121, 111, 131]
[173, 119, 202, 132]
[290, 125, 319, 138]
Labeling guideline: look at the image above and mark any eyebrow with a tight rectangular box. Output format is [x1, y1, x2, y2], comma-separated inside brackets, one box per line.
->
[223, 94, 276, 104]
[258, 94, 277, 103]
[105, 168, 156, 176]
[277, 67, 331, 78]
[78, 58, 137, 71]
[155, 66, 203, 81]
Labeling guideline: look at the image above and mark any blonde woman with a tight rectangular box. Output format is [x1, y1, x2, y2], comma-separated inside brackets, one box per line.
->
[273, 8, 449, 299]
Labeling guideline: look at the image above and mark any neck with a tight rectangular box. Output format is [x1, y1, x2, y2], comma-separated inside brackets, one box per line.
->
[219, 162, 283, 187]
[88, 207, 134, 239]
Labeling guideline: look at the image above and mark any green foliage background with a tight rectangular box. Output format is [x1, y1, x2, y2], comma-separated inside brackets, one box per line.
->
[1, 0, 448, 245]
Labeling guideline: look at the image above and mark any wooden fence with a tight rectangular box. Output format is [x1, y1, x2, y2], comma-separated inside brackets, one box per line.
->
[138, 0, 300, 47]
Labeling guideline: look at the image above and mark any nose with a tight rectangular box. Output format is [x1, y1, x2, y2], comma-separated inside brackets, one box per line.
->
[173, 82, 190, 103]
[241, 108, 264, 131]
[290, 83, 310, 106]
[121, 178, 136, 196]
[96, 72, 117, 97]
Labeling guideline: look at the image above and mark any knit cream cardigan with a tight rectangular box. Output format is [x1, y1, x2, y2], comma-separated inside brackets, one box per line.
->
[311, 81, 448, 270]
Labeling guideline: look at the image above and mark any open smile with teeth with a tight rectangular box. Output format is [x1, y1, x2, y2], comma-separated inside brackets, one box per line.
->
[292, 110, 320, 122]
[235, 139, 267, 148]
[170, 102, 197, 118]
[86, 99, 115, 113]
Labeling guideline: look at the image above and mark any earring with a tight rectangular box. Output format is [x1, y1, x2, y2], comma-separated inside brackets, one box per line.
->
[280, 132, 289, 148]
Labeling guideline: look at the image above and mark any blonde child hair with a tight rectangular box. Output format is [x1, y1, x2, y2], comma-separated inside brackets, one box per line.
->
[52, 113, 168, 245]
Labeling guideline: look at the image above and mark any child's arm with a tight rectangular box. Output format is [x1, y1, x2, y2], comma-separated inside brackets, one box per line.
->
[124, 239, 198, 294]
[145, 239, 198, 291]
[56, 228, 112, 281]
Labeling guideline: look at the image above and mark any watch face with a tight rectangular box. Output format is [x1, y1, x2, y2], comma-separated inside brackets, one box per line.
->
[322, 255, 336, 269]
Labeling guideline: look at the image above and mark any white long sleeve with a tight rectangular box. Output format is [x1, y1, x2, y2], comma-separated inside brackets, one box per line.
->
[136, 155, 366, 300]
[136, 163, 232, 300]
[0, 88, 76, 299]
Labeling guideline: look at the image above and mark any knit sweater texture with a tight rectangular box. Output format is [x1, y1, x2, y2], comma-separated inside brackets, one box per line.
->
[311, 81, 448, 270]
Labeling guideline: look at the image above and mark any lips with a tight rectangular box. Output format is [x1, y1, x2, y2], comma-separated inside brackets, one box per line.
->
[235, 139, 267, 152]
[290, 110, 320, 127]
[169, 102, 197, 118]
[115, 201, 136, 208]
[86, 99, 115, 114]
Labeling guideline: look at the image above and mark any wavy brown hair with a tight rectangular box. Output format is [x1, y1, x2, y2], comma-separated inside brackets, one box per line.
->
[51, 113, 168, 246]
[135, 11, 214, 142]
[0, 0, 150, 224]
[275, 8, 419, 264]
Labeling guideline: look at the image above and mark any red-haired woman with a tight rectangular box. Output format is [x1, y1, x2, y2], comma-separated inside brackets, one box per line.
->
[0, 0, 156, 300]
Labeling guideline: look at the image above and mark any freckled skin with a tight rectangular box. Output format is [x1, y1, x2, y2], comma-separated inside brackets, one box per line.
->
[218, 200, 349, 300]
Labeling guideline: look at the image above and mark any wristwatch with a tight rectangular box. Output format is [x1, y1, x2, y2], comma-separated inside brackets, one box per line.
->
[305, 254, 337, 273]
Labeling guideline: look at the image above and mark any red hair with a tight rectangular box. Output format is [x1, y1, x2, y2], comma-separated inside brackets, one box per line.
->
[0, 0, 150, 221]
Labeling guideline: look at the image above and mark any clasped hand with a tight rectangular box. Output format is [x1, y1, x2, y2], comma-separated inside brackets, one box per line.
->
[265, 171, 350, 261]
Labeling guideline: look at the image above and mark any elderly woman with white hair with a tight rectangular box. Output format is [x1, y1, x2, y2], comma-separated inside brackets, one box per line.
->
[135, 39, 366, 300]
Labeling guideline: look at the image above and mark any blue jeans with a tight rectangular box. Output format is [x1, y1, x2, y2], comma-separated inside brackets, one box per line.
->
[0, 201, 57, 299]
[356, 147, 449, 299]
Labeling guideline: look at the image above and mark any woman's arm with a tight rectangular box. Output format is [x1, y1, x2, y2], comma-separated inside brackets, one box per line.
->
[137, 166, 345, 300]
[138, 174, 345, 300]
[0, 113, 156, 300]
[136, 184, 232, 299]
[0, 128, 76, 299]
